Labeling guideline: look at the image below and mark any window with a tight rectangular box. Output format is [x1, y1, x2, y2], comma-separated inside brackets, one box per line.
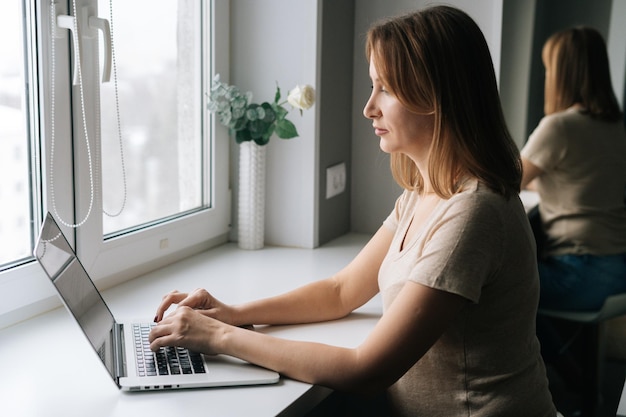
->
[0, 1, 36, 269]
[0, 0, 230, 328]
[99, 0, 204, 236]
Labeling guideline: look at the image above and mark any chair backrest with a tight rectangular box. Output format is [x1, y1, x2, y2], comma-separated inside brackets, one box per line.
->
[538, 292, 626, 323]
[597, 292, 626, 322]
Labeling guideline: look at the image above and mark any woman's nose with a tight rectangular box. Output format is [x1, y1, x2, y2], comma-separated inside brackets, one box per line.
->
[363, 95, 379, 119]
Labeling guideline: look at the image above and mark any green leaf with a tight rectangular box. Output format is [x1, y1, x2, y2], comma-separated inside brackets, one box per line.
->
[275, 119, 298, 139]
[274, 84, 281, 104]
[260, 102, 276, 123]
[272, 103, 288, 120]
[232, 117, 247, 130]
[236, 129, 252, 144]
[255, 133, 271, 146]
[248, 119, 271, 140]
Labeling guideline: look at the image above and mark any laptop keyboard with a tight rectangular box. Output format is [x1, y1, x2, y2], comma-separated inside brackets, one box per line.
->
[133, 323, 206, 377]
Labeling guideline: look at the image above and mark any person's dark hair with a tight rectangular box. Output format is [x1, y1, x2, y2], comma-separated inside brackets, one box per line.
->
[542, 26, 623, 121]
[365, 5, 521, 198]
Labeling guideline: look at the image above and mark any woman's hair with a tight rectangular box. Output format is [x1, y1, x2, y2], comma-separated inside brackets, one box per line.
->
[365, 5, 521, 198]
[542, 26, 623, 121]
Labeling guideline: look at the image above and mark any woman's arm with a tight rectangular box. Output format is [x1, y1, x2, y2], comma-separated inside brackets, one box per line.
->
[149, 278, 468, 393]
[521, 157, 543, 190]
[154, 226, 392, 326]
[231, 226, 392, 326]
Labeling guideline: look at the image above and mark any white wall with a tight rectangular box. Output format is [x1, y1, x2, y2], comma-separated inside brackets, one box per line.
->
[608, 0, 626, 107]
[230, 0, 319, 248]
[350, 0, 505, 233]
[500, 0, 536, 147]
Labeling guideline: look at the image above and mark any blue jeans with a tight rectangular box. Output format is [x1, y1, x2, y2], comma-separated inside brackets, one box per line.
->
[538, 253, 626, 311]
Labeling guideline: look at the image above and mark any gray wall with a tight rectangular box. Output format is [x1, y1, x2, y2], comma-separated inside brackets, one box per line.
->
[317, 0, 355, 244]
[500, 0, 536, 147]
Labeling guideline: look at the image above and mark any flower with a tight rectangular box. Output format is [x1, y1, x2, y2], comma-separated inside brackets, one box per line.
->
[208, 74, 315, 146]
[287, 85, 316, 113]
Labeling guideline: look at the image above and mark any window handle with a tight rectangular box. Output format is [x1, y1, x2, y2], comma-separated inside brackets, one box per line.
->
[54, 6, 111, 85]
[88, 15, 111, 83]
[55, 14, 80, 86]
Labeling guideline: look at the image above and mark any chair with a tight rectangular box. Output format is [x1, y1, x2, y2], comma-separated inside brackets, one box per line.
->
[538, 293, 626, 416]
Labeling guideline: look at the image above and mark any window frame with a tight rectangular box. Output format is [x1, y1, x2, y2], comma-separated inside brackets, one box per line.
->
[0, 0, 230, 329]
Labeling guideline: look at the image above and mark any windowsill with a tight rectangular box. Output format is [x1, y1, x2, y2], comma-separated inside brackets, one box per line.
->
[0, 232, 381, 417]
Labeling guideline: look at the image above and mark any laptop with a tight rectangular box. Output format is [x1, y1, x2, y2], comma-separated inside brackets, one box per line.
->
[34, 212, 280, 391]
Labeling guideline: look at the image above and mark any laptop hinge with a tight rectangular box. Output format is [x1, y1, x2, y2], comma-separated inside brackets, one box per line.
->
[114, 323, 127, 379]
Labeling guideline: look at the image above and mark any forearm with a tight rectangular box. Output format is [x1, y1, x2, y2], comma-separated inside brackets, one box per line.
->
[221, 325, 378, 392]
[230, 227, 389, 327]
[231, 277, 352, 326]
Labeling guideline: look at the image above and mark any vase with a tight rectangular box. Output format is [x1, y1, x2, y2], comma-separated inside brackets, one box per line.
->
[238, 141, 266, 250]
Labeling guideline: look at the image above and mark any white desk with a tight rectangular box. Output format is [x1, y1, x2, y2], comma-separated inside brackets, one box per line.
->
[618, 381, 626, 416]
[0, 233, 380, 417]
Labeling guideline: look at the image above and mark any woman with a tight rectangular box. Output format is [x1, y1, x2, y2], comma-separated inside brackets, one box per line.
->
[150, 6, 556, 416]
[521, 26, 626, 311]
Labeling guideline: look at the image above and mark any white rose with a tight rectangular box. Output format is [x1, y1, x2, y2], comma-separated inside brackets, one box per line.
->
[287, 84, 315, 111]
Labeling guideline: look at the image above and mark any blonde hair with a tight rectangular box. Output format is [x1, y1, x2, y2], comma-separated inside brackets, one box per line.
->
[542, 26, 622, 121]
[365, 6, 521, 198]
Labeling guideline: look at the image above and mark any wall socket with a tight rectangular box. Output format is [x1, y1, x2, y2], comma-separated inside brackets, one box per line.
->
[326, 162, 346, 199]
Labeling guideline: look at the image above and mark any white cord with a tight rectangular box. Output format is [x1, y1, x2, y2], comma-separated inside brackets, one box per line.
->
[102, 0, 127, 218]
[49, 0, 95, 228]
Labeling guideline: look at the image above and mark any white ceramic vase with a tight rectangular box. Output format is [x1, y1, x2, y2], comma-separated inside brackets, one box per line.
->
[237, 141, 266, 250]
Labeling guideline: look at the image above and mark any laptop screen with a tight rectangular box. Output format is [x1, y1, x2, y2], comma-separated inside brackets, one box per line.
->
[34, 213, 117, 380]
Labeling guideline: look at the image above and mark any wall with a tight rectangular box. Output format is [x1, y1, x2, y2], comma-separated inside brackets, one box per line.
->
[230, 0, 356, 248]
[500, 0, 536, 147]
[608, 0, 626, 110]
[230, 0, 319, 248]
[317, 0, 355, 245]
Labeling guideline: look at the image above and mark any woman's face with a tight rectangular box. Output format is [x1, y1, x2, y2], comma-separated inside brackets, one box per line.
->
[363, 56, 434, 162]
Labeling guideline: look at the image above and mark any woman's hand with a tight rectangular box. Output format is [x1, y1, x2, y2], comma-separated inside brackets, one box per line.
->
[149, 306, 227, 354]
[153, 288, 235, 324]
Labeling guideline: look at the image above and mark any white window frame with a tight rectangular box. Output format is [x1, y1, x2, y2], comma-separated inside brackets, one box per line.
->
[0, 0, 230, 329]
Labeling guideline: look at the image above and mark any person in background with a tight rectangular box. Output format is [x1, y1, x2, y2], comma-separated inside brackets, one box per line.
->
[521, 27, 626, 410]
[149, 6, 556, 416]
[521, 26, 626, 312]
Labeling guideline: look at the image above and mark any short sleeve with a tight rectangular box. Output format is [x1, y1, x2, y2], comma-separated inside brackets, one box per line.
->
[406, 193, 506, 303]
[521, 114, 567, 172]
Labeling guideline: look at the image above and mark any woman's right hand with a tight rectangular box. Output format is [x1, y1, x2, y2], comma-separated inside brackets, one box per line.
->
[153, 288, 235, 325]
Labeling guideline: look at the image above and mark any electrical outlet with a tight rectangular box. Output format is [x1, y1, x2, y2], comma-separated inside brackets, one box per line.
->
[326, 162, 346, 199]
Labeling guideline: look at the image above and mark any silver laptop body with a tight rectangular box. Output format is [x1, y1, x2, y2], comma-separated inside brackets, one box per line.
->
[34, 212, 279, 391]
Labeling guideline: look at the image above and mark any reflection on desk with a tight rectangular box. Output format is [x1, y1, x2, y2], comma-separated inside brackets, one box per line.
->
[0, 233, 380, 417]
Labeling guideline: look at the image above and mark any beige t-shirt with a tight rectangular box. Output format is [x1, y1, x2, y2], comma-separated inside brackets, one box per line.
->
[521, 107, 626, 256]
[379, 181, 555, 417]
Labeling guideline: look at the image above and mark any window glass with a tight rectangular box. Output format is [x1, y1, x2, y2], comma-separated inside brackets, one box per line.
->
[0, 0, 228, 328]
[99, 0, 204, 236]
[0, 1, 33, 268]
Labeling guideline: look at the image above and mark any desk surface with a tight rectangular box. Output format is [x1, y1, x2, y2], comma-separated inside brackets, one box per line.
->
[0, 233, 380, 417]
[618, 381, 626, 416]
